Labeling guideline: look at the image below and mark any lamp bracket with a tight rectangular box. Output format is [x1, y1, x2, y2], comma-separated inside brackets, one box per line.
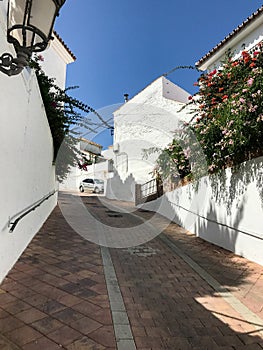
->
[0, 48, 31, 76]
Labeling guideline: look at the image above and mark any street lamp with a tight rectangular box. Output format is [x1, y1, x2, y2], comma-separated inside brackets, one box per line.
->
[0, 0, 66, 76]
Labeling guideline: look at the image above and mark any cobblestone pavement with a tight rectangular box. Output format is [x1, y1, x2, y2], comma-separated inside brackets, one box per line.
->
[0, 193, 263, 349]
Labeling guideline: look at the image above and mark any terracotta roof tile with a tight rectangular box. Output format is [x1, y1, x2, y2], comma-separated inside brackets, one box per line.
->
[53, 30, 76, 61]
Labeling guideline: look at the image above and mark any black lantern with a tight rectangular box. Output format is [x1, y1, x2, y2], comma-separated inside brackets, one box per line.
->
[0, 0, 66, 76]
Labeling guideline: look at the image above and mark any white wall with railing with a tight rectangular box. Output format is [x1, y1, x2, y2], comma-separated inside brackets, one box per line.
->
[0, 1, 67, 282]
[138, 156, 263, 266]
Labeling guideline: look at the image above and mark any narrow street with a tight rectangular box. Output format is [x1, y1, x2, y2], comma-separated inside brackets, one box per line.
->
[0, 193, 263, 349]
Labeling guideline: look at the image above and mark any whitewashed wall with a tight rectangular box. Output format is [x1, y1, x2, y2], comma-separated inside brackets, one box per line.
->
[139, 157, 263, 266]
[41, 36, 70, 89]
[107, 77, 193, 201]
[0, 1, 61, 282]
[106, 173, 136, 202]
[113, 77, 193, 184]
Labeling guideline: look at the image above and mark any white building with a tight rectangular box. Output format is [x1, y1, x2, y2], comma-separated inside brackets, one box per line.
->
[0, 0, 75, 282]
[105, 76, 193, 201]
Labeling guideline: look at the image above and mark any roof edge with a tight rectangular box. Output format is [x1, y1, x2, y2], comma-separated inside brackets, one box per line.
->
[53, 30, 76, 61]
[196, 5, 263, 69]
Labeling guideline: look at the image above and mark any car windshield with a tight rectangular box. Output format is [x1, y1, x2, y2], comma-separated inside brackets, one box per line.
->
[94, 179, 104, 184]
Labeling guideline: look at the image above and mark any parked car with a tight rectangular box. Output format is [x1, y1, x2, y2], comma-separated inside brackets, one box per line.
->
[79, 178, 104, 194]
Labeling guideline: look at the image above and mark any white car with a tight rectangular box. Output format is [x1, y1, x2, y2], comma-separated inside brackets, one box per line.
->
[79, 178, 104, 194]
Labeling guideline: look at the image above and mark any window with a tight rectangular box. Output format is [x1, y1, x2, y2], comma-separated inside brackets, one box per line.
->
[83, 179, 93, 183]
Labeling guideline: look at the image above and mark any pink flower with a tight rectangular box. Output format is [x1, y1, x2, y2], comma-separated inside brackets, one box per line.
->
[38, 55, 44, 62]
[249, 105, 258, 112]
[247, 78, 254, 86]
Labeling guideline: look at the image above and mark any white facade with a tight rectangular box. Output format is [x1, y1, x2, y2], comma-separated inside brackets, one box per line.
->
[41, 33, 75, 89]
[0, 1, 73, 282]
[106, 76, 193, 201]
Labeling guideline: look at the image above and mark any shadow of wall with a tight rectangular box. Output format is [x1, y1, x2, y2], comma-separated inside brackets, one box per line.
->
[138, 156, 263, 266]
[106, 170, 136, 202]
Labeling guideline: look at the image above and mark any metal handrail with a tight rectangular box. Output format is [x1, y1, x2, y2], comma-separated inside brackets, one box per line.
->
[141, 179, 157, 196]
[8, 189, 57, 233]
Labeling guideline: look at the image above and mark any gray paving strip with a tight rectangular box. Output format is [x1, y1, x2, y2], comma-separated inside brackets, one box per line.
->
[100, 246, 137, 350]
[160, 233, 263, 336]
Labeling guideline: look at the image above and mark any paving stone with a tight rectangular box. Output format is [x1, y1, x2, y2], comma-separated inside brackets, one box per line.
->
[48, 325, 83, 346]
[88, 325, 116, 348]
[0, 308, 10, 319]
[16, 307, 47, 324]
[0, 293, 17, 306]
[23, 293, 50, 307]
[9, 287, 36, 300]
[65, 336, 106, 350]
[0, 334, 21, 350]
[213, 334, 245, 347]
[21, 336, 62, 350]
[3, 300, 32, 315]
[0, 315, 25, 333]
[37, 299, 67, 314]
[5, 325, 42, 347]
[31, 316, 64, 334]
[112, 311, 130, 325]
[114, 324, 133, 340]
[53, 307, 85, 325]
[117, 339, 136, 350]
[58, 294, 83, 307]
[72, 300, 101, 317]
[70, 316, 102, 335]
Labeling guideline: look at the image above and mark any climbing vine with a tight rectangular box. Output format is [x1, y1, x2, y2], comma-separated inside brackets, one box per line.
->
[30, 55, 104, 182]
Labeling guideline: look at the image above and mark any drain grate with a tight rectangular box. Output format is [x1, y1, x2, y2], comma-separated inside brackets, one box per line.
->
[108, 213, 123, 218]
[126, 246, 160, 257]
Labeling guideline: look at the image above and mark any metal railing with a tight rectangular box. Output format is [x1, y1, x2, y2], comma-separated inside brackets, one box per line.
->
[140, 179, 157, 198]
[8, 189, 57, 233]
[135, 179, 163, 205]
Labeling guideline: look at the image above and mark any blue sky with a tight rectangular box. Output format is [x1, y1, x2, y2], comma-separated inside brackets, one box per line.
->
[54, 1, 263, 147]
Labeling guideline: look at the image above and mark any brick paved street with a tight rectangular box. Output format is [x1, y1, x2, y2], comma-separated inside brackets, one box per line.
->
[0, 193, 263, 349]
